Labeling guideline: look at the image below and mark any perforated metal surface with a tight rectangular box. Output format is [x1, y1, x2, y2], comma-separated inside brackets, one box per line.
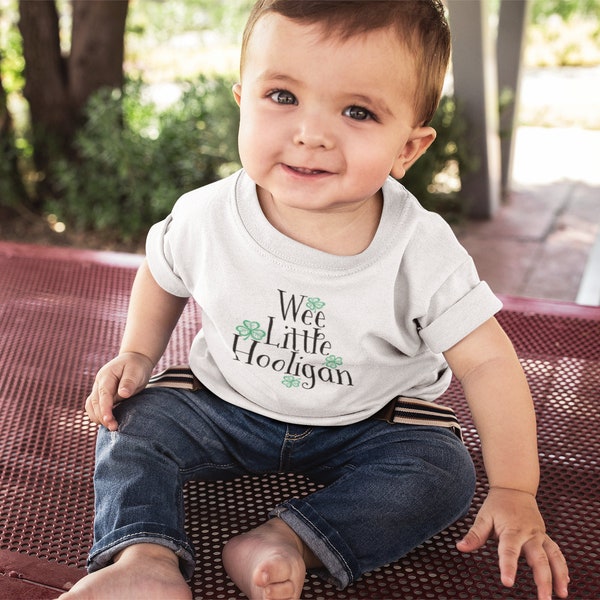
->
[1, 242, 599, 598]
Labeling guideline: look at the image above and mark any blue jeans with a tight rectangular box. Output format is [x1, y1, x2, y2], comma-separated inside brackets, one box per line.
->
[88, 386, 475, 589]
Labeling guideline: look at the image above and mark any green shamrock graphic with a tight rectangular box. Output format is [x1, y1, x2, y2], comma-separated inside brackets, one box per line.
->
[306, 297, 326, 310]
[235, 320, 266, 341]
[324, 355, 343, 369]
[282, 375, 301, 388]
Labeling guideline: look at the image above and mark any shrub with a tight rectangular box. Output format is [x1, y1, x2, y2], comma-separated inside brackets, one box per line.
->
[49, 76, 240, 241]
[530, 0, 600, 24]
[402, 95, 475, 223]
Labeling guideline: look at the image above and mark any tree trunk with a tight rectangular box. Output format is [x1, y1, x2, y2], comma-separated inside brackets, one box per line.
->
[17, 0, 128, 191]
[18, 0, 71, 174]
[69, 0, 128, 117]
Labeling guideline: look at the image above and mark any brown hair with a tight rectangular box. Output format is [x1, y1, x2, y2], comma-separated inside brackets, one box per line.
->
[240, 0, 451, 125]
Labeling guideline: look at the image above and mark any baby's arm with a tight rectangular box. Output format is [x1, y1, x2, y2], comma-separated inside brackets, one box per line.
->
[86, 259, 188, 431]
[444, 318, 569, 600]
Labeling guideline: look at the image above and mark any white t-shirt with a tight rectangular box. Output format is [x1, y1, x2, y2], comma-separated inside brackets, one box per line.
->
[146, 170, 502, 426]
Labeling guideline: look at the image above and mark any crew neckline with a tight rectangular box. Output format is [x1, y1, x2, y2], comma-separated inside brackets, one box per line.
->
[233, 170, 406, 273]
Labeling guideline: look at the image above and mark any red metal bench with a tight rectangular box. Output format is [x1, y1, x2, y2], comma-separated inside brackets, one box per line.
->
[1, 241, 598, 599]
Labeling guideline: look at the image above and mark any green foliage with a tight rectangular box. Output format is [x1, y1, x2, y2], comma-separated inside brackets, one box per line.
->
[0, 3, 33, 208]
[401, 96, 475, 223]
[127, 0, 254, 44]
[526, 2, 600, 68]
[0, 12, 25, 96]
[49, 76, 240, 240]
[530, 0, 600, 23]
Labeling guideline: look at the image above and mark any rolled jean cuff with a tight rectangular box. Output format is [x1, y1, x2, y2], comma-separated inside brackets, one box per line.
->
[271, 500, 359, 590]
[87, 523, 196, 580]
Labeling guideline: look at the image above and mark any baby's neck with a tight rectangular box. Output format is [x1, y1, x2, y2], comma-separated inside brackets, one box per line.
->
[258, 191, 383, 256]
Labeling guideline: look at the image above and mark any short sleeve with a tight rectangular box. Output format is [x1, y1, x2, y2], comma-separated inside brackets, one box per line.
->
[419, 280, 502, 353]
[145, 215, 191, 298]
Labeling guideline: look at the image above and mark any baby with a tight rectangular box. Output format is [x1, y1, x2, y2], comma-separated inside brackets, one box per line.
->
[60, 2, 569, 599]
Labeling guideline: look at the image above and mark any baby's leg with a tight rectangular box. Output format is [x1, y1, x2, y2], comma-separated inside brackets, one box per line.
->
[57, 544, 191, 600]
[222, 517, 320, 600]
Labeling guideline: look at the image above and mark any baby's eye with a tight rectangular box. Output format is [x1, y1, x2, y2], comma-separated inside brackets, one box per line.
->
[269, 90, 297, 105]
[344, 105, 375, 121]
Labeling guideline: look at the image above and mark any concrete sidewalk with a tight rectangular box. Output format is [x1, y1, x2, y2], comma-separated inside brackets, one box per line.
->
[456, 126, 600, 304]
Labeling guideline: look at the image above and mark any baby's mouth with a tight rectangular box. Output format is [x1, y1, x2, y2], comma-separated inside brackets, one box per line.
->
[287, 165, 328, 176]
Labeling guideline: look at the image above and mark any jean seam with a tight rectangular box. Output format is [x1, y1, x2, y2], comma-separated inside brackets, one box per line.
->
[88, 530, 195, 578]
[285, 503, 353, 587]
[279, 426, 314, 471]
[90, 530, 191, 553]
[284, 427, 314, 441]
[178, 462, 238, 477]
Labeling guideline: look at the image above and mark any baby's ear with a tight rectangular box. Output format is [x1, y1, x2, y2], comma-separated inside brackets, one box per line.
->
[391, 126, 437, 179]
[232, 83, 242, 106]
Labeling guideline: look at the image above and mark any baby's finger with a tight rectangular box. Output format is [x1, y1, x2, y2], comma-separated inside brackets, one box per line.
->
[546, 537, 570, 598]
[116, 364, 145, 399]
[522, 541, 553, 600]
[457, 512, 494, 554]
[497, 531, 522, 589]
[85, 384, 104, 426]
[96, 381, 119, 431]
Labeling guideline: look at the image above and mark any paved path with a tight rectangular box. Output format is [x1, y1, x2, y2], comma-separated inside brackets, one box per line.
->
[456, 126, 600, 304]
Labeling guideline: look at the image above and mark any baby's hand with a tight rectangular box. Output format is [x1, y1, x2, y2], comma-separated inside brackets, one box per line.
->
[457, 487, 569, 600]
[85, 352, 154, 431]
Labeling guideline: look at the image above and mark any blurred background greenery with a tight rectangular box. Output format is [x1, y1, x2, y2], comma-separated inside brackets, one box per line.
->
[0, 0, 599, 250]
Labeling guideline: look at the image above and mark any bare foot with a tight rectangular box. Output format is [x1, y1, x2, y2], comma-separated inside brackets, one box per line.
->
[56, 543, 192, 600]
[222, 518, 318, 600]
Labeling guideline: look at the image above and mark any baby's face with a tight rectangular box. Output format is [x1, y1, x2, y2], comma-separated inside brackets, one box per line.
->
[234, 13, 431, 215]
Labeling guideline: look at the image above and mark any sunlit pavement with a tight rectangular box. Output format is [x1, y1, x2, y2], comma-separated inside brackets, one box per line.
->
[456, 125, 600, 303]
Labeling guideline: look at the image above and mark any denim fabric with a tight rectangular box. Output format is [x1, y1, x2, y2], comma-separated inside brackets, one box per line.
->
[88, 386, 476, 588]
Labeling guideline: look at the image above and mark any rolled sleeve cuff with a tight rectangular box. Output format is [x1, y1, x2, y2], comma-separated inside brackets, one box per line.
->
[146, 217, 191, 298]
[419, 282, 502, 354]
